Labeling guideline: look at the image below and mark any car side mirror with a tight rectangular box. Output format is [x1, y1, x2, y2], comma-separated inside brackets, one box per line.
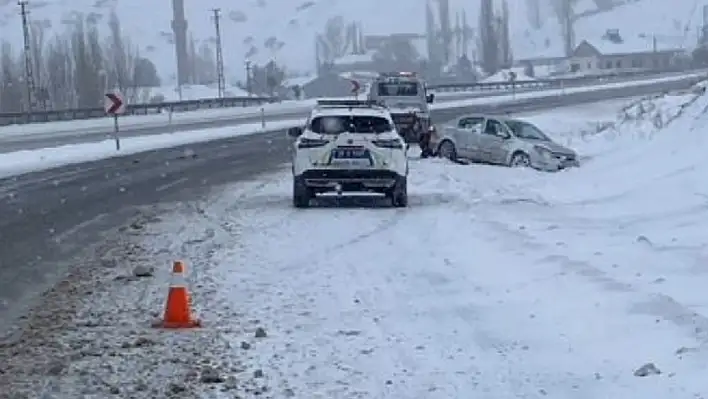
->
[287, 126, 303, 138]
[500, 131, 512, 139]
[426, 93, 435, 103]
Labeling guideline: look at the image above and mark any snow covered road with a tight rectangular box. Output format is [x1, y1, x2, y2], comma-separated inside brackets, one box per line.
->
[2, 93, 708, 398]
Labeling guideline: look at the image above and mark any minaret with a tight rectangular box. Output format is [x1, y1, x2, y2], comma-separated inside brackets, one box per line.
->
[171, 0, 189, 85]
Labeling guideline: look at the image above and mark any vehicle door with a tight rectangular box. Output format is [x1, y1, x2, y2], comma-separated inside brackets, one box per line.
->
[479, 118, 511, 164]
[454, 116, 485, 160]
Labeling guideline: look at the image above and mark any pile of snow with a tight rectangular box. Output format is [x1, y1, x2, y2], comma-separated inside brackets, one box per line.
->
[532, 82, 708, 222]
[481, 68, 535, 83]
[144, 84, 250, 102]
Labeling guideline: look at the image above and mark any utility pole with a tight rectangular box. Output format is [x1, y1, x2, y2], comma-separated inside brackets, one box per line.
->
[211, 8, 225, 98]
[245, 60, 252, 96]
[560, 0, 575, 57]
[18, 0, 36, 113]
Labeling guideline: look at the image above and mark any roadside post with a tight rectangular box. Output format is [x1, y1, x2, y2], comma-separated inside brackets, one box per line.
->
[509, 71, 517, 99]
[104, 92, 126, 150]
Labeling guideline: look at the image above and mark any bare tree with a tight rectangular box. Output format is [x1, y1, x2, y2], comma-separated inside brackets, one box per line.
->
[86, 23, 106, 101]
[552, 0, 577, 55]
[30, 20, 49, 107]
[373, 37, 421, 71]
[45, 35, 75, 108]
[0, 12, 159, 112]
[498, 0, 513, 68]
[0, 43, 22, 112]
[318, 16, 347, 63]
[106, 10, 136, 97]
[194, 42, 216, 85]
[71, 17, 106, 107]
[478, 0, 499, 74]
[437, 0, 452, 64]
[187, 33, 198, 84]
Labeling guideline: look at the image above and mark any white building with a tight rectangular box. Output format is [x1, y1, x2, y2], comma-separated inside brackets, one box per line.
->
[568, 29, 689, 74]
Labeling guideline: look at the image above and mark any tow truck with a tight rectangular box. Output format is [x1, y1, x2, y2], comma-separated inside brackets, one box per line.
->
[367, 72, 436, 157]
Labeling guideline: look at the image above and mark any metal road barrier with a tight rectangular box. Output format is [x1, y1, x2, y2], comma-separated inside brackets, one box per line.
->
[0, 67, 703, 127]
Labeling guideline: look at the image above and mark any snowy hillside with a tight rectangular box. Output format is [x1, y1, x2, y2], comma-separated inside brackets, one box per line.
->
[0, 0, 703, 84]
[516, 0, 706, 59]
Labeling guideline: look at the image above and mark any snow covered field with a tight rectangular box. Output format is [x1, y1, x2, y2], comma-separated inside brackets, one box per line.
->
[3, 88, 708, 398]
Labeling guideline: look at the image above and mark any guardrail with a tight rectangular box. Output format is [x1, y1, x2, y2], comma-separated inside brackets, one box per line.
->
[0, 96, 277, 127]
[427, 68, 692, 92]
[0, 67, 701, 127]
[1, 71, 703, 154]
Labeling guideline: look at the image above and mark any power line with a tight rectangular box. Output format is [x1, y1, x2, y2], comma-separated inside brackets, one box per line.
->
[18, 0, 36, 112]
[211, 8, 225, 98]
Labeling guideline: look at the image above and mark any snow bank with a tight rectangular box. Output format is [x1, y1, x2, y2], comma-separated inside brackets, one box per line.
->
[146, 84, 251, 102]
[540, 80, 708, 207]
[481, 67, 536, 83]
[0, 119, 302, 179]
[500, 82, 708, 352]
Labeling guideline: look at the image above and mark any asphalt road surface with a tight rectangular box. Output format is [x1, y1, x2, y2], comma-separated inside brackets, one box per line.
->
[0, 77, 700, 336]
[0, 130, 292, 333]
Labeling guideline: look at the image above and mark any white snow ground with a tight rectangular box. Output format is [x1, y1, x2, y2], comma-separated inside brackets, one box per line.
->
[3, 88, 708, 398]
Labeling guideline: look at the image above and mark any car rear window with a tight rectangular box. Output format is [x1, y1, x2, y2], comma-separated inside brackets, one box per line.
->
[309, 115, 393, 134]
[376, 81, 419, 96]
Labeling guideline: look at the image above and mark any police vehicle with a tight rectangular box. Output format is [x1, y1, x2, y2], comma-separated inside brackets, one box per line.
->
[287, 99, 408, 208]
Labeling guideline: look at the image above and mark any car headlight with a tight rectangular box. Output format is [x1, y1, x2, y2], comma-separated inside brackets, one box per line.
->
[533, 145, 552, 159]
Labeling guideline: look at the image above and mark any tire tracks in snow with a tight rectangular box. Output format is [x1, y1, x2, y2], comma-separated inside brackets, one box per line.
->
[432, 161, 708, 350]
[474, 206, 708, 351]
[273, 171, 553, 397]
[277, 207, 409, 274]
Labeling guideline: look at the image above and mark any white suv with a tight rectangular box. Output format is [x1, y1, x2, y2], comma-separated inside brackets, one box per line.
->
[287, 99, 408, 208]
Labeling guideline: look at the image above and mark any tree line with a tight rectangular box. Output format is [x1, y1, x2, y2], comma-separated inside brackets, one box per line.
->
[0, 11, 163, 113]
[478, 0, 513, 75]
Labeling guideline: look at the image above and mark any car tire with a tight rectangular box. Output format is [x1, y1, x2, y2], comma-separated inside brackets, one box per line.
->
[509, 151, 531, 168]
[388, 176, 408, 208]
[292, 176, 312, 208]
[437, 140, 457, 162]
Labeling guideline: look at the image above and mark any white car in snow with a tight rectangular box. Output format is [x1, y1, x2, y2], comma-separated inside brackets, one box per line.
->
[287, 99, 409, 208]
[431, 114, 580, 171]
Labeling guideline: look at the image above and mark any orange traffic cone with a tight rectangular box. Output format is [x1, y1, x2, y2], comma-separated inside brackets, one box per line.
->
[156, 260, 200, 329]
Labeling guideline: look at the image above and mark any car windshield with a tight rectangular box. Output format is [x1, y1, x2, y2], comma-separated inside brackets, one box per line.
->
[506, 120, 550, 141]
[377, 81, 419, 96]
[309, 115, 393, 134]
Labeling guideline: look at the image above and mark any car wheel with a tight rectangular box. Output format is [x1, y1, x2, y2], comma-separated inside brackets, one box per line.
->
[388, 176, 408, 208]
[509, 151, 531, 168]
[438, 140, 457, 161]
[292, 176, 312, 208]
